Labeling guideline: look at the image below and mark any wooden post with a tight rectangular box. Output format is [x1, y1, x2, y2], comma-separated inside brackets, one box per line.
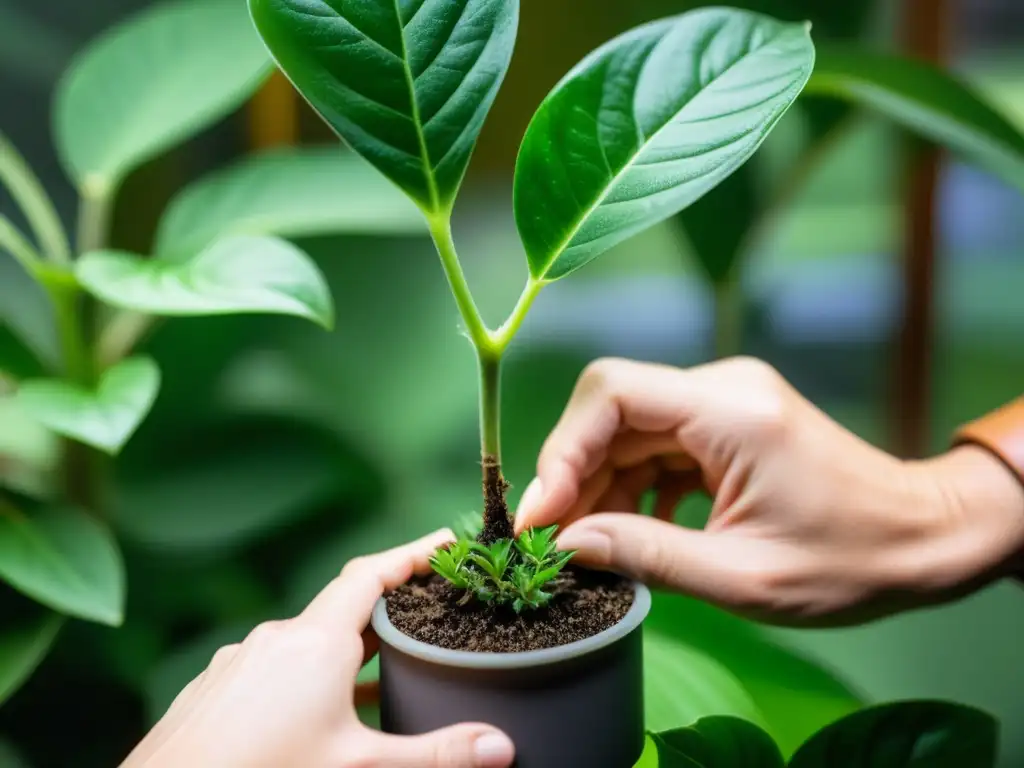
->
[891, 0, 950, 458]
[247, 71, 300, 150]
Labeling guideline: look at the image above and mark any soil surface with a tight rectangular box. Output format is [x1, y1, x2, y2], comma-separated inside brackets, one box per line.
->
[385, 566, 635, 653]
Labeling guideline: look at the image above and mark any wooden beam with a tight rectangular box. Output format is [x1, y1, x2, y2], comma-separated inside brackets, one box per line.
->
[891, 0, 950, 458]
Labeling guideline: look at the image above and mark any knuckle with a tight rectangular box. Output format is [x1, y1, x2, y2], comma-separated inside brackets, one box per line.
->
[579, 357, 628, 395]
[246, 619, 287, 646]
[209, 643, 239, 669]
[340, 555, 371, 580]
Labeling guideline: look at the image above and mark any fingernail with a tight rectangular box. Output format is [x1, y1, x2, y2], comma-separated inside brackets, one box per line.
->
[474, 732, 515, 767]
[557, 526, 611, 562]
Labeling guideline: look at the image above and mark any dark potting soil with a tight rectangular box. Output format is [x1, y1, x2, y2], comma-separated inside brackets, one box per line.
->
[385, 566, 635, 653]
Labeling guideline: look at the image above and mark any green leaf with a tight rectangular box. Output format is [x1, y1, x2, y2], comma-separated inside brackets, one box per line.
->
[652, 717, 784, 768]
[54, 0, 272, 192]
[16, 356, 161, 455]
[806, 47, 1024, 191]
[643, 629, 767, 735]
[0, 507, 125, 625]
[0, 609, 63, 707]
[645, 591, 863, 757]
[248, 0, 519, 214]
[76, 236, 334, 329]
[0, 322, 44, 380]
[156, 147, 426, 256]
[112, 419, 362, 553]
[514, 7, 814, 281]
[788, 700, 998, 768]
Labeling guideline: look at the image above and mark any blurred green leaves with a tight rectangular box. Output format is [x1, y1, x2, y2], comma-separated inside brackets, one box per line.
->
[54, 0, 272, 193]
[77, 237, 334, 329]
[155, 148, 426, 256]
[514, 8, 814, 281]
[788, 701, 999, 768]
[248, 0, 519, 214]
[0, 506, 124, 625]
[653, 716, 785, 767]
[16, 357, 160, 455]
[0, 609, 62, 707]
[807, 48, 1024, 191]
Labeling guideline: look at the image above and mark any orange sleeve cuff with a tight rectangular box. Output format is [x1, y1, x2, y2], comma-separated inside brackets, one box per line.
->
[953, 397, 1024, 585]
[953, 397, 1024, 484]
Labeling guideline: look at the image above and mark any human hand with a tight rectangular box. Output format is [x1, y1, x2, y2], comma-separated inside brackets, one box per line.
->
[121, 531, 515, 768]
[516, 357, 1024, 626]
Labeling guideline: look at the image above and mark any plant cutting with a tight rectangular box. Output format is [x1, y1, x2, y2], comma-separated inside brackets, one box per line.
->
[248, 1, 815, 765]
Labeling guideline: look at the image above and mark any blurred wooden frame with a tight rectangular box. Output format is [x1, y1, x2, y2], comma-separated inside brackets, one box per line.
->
[247, 70, 301, 149]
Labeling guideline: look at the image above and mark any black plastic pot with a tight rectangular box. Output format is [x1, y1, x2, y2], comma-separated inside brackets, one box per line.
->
[370, 582, 651, 768]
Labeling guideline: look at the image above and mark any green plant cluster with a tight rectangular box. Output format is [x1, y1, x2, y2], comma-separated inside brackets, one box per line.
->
[430, 526, 574, 613]
[646, 700, 997, 768]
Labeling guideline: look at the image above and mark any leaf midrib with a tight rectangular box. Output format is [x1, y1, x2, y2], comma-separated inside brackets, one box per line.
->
[391, 0, 442, 213]
[536, 20, 806, 278]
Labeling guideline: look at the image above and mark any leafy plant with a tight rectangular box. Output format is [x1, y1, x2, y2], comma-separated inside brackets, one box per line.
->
[430, 526, 575, 612]
[0, 0, 423, 708]
[647, 700, 998, 767]
[248, 1, 816, 546]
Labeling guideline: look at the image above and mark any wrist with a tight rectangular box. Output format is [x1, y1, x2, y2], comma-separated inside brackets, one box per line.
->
[911, 446, 1024, 590]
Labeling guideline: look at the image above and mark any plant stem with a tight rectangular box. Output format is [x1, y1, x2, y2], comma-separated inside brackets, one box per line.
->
[491, 277, 544, 351]
[55, 185, 114, 516]
[478, 348, 502, 462]
[712, 275, 743, 359]
[0, 215, 44, 277]
[427, 216, 491, 353]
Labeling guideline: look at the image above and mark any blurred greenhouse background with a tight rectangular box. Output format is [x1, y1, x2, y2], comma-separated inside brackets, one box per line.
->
[2, 0, 1024, 765]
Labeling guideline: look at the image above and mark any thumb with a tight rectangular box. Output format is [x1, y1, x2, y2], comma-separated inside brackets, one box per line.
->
[557, 513, 762, 609]
[372, 724, 515, 768]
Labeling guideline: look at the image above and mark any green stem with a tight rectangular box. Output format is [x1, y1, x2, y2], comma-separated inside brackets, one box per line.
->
[53, 186, 114, 516]
[479, 349, 502, 462]
[712, 276, 743, 359]
[491, 277, 545, 351]
[0, 215, 44, 277]
[427, 216, 491, 353]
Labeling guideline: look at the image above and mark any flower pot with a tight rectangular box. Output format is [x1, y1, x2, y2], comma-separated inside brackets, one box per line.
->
[370, 581, 651, 768]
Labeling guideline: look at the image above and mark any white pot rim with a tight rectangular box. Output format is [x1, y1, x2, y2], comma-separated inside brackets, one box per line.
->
[370, 580, 651, 670]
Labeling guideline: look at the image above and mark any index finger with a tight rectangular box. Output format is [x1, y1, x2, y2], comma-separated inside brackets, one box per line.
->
[296, 529, 453, 637]
[515, 359, 698, 533]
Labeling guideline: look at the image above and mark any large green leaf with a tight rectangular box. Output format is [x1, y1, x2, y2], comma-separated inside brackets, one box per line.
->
[0, 507, 125, 625]
[77, 236, 334, 329]
[514, 7, 814, 281]
[113, 419, 368, 553]
[806, 47, 1024, 191]
[653, 717, 784, 768]
[0, 609, 62, 706]
[54, 0, 272, 192]
[788, 701, 998, 768]
[16, 357, 161, 455]
[646, 591, 863, 757]
[248, 0, 518, 214]
[156, 148, 426, 256]
[644, 630, 766, 734]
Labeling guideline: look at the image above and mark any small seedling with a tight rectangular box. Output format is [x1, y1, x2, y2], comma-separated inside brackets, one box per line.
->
[430, 526, 575, 613]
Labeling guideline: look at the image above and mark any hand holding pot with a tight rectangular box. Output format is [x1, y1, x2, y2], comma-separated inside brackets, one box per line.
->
[516, 356, 1024, 626]
[121, 531, 516, 768]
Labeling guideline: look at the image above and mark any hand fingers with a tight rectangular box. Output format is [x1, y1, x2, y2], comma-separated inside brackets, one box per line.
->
[516, 359, 700, 531]
[370, 724, 515, 768]
[297, 529, 454, 638]
[556, 513, 766, 610]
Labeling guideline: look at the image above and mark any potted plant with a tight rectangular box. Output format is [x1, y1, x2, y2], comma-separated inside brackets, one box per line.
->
[247, 1, 814, 764]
